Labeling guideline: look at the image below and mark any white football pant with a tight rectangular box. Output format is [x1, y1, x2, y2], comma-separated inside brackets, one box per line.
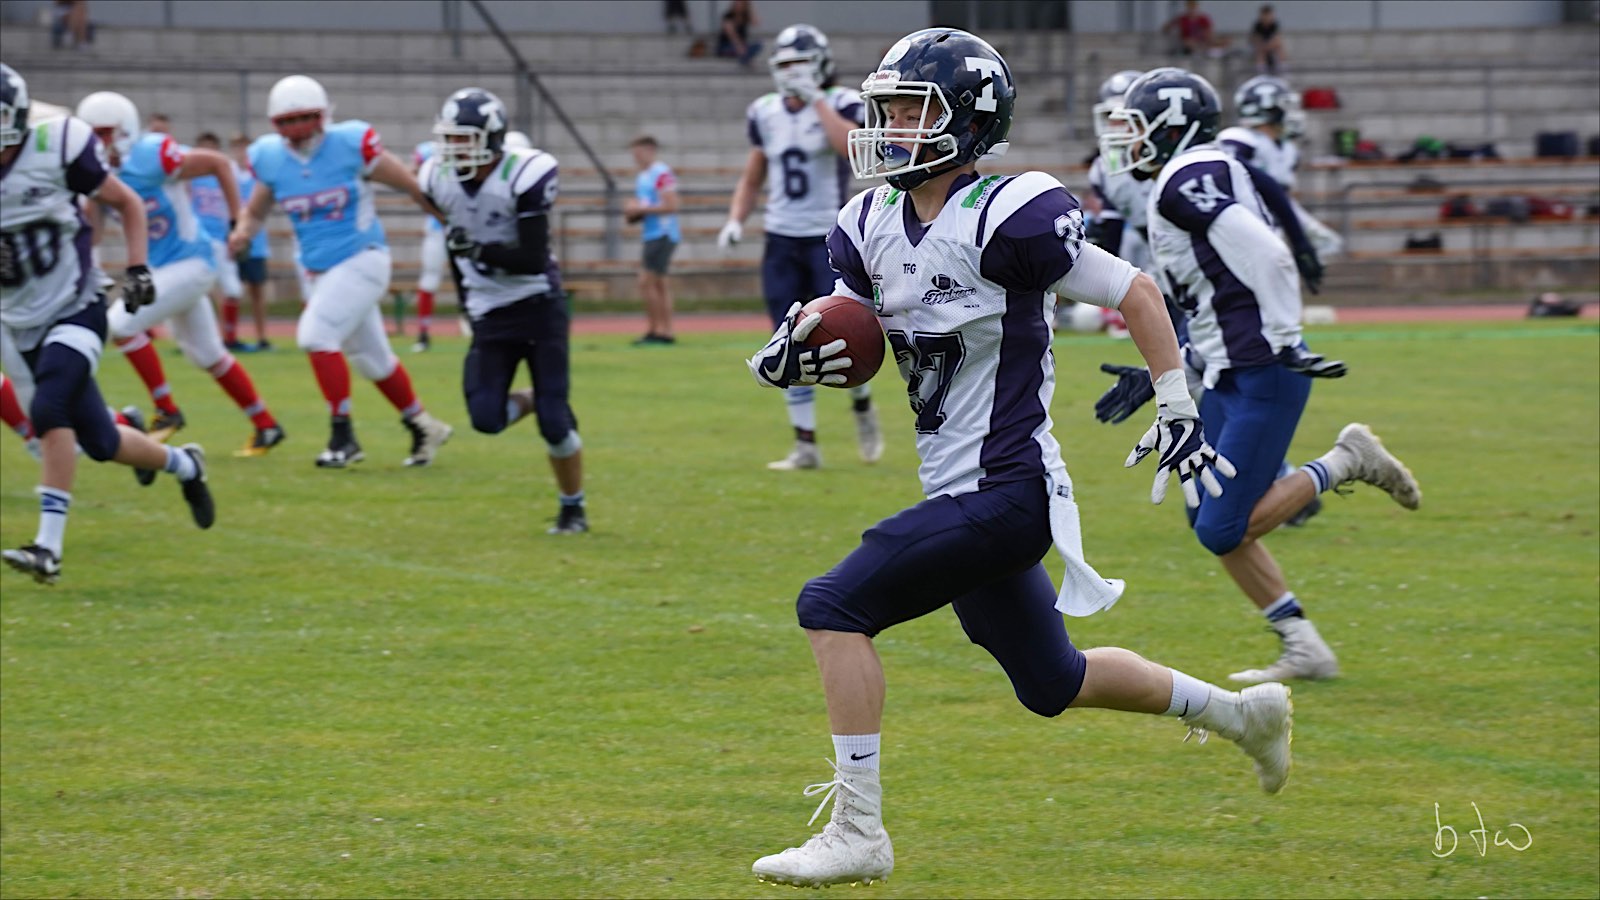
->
[109, 256, 229, 370]
[296, 246, 399, 381]
[418, 227, 446, 293]
[210, 238, 243, 297]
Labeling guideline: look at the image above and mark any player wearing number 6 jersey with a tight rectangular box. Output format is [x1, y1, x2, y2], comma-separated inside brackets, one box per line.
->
[229, 75, 453, 469]
[746, 31, 1293, 888]
[3, 63, 215, 585]
[75, 91, 283, 457]
[722, 24, 881, 471]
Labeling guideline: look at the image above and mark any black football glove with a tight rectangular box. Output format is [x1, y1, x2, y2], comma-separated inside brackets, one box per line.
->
[1294, 246, 1324, 295]
[445, 226, 480, 259]
[1094, 363, 1155, 424]
[121, 264, 156, 313]
[1278, 345, 1347, 378]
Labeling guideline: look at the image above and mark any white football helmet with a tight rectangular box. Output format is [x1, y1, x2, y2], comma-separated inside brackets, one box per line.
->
[768, 24, 833, 96]
[1091, 69, 1143, 138]
[503, 130, 531, 151]
[267, 75, 330, 141]
[75, 90, 141, 158]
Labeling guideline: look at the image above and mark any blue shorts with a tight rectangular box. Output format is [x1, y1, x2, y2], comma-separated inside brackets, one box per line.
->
[796, 478, 1087, 717]
[1189, 362, 1312, 555]
[761, 233, 834, 325]
[238, 256, 267, 285]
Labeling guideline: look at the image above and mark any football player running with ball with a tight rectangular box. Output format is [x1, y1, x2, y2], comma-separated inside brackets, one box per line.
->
[1099, 68, 1421, 684]
[721, 24, 883, 471]
[2, 63, 215, 585]
[421, 89, 588, 535]
[745, 30, 1292, 888]
[228, 75, 453, 469]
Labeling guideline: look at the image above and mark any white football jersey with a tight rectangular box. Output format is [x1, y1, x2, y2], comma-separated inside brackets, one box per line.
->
[420, 147, 560, 318]
[747, 86, 863, 238]
[1086, 154, 1153, 230]
[0, 116, 107, 334]
[1147, 145, 1302, 384]
[828, 171, 1090, 499]
[1217, 126, 1297, 190]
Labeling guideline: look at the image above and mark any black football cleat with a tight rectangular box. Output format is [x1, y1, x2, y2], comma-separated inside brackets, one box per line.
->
[177, 443, 215, 529]
[3, 543, 61, 585]
[548, 504, 589, 535]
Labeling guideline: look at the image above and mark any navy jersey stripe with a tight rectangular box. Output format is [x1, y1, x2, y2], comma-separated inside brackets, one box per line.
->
[978, 288, 1049, 491]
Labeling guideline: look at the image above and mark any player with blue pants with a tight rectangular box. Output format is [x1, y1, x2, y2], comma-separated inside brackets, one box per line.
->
[1101, 67, 1422, 685]
[720, 24, 881, 471]
[228, 75, 453, 469]
[744, 31, 1293, 888]
[2, 63, 214, 585]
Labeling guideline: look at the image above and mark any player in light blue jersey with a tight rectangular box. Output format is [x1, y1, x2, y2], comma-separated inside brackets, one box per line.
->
[407, 140, 446, 352]
[225, 131, 271, 350]
[189, 131, 250, 350]
[76, 91, 283, 457]
[626, 135, 680, 344]
[229, 75, 453, 469]
[721, 24, 882, 471]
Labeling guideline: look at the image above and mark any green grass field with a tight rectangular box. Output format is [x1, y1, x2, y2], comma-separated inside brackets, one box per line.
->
[2, 318, 1596, 899]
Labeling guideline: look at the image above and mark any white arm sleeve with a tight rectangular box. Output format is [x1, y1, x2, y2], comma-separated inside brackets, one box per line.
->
[1209, 203, 1302, 351]
[1049, 242, 1140, 310]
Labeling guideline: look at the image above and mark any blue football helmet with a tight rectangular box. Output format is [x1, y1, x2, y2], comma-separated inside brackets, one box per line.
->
[848, 27, 1015, 190]
[1099, 67, 1221, 180]
[433, 87, 508, 180]
[0, 62, 29, 149]
[769, 24, 835, 93]
[1091, 69, 1143, 137]
[1235, 74, 1305, 139]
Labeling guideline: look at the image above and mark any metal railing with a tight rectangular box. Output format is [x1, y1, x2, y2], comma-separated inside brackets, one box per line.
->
[463, 0, 622, 260]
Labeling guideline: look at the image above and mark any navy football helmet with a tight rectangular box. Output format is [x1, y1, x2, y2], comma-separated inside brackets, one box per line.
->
[848, 28, 1014, 190]
[1, 63, 29, 149]
[769, 24, 835, 93]
[433, 87, 508, 180]
[1099, 67, 1221, 180]
[1235, 74, 1305, 139]
[1091, 69, 1143, 137]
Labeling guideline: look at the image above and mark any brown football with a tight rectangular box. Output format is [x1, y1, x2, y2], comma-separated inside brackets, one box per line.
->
[794, 295, 886, 389]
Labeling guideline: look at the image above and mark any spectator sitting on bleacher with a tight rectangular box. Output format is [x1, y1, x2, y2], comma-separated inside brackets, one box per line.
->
[1164, 0, 1230, 59]
[1251, 5, 1287, 74]
[51, 0, 91, 50]
[716, 0, 763, 67]
[665, 0, 690, 35]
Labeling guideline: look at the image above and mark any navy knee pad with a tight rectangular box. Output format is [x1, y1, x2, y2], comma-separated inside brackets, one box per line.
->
[1010, 644, 1088, 718]
[465, 387, 509, 435]
[1193, 517, 1247, 556]
[77, 413, 121, 461]
[795, 578, 877, 635]
[535, 400, 575, 447]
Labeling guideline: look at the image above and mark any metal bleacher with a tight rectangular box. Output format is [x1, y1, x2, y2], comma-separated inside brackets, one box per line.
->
[3, 19, 1596, 305]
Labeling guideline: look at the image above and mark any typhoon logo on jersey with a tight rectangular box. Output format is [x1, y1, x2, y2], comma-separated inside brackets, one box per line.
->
[921, 273, 977, 305]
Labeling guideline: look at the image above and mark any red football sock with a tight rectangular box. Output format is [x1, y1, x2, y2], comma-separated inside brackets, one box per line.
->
[416, 290, 434, 331]
[0, 375, 34, 438]
[112, 408, 131, 427]
[221, 297, 241, 344]
[211, 357, 277, 430]
[308, 350, 352, 416]
[374, 363, 422, 418]
[117, 333, 180, 415]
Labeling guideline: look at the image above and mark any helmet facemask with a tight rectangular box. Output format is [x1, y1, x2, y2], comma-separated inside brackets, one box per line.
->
[770, 51, 825, 98]
[1099, 105, 1202, 179]
[433, 123, 496, 181]
[848, 72, 960, 187]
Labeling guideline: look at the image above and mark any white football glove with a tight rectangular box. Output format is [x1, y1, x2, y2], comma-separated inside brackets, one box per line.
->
[747, 302, 852, 389]
[717, 219, 743, 251]
[1125, 369, 1237, 508]
[776, 65, 823, 104]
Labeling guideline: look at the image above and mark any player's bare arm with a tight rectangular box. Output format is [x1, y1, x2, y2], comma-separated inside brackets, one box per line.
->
[813, 97, 854, 158]
[1118, 273, 1184, 379]
[92, 172, 149, 268]
[719, 147, 767, 248]
[175, 147, 241, 221]
[368, 150, 443, 220]
[226, 180, 274, 257]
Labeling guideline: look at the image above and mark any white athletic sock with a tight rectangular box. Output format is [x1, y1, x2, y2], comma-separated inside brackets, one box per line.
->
[1165, 668, 1213, 719]
[786, 386, 817, 432]
[833, 733, 880, 772]
[1304, 443, 1357, 493]
[163, 445, 198, 482]
[34, 486, 70, 556]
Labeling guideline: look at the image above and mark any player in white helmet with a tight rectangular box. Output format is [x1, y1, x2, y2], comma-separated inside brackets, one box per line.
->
[1218, 75, 1343, 261]
[228, 75, 454, 468]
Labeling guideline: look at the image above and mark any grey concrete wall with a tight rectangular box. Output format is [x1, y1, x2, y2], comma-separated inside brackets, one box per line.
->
[0, 0, 931, 34]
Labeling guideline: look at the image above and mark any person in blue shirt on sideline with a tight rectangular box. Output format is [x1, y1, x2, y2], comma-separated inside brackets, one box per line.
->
[625, 135, 680, 345]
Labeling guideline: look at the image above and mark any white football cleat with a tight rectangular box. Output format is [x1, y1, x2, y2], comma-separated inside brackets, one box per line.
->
[1229, 617, 1339, 684]
[1334, 423, 1421, 510]
[1183, 683, 1294, 794]
[767, 440, 820, 471]
[402, 411, 453, 467]
[855, 407, 884, 464]
[753, 761, 893, 887]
